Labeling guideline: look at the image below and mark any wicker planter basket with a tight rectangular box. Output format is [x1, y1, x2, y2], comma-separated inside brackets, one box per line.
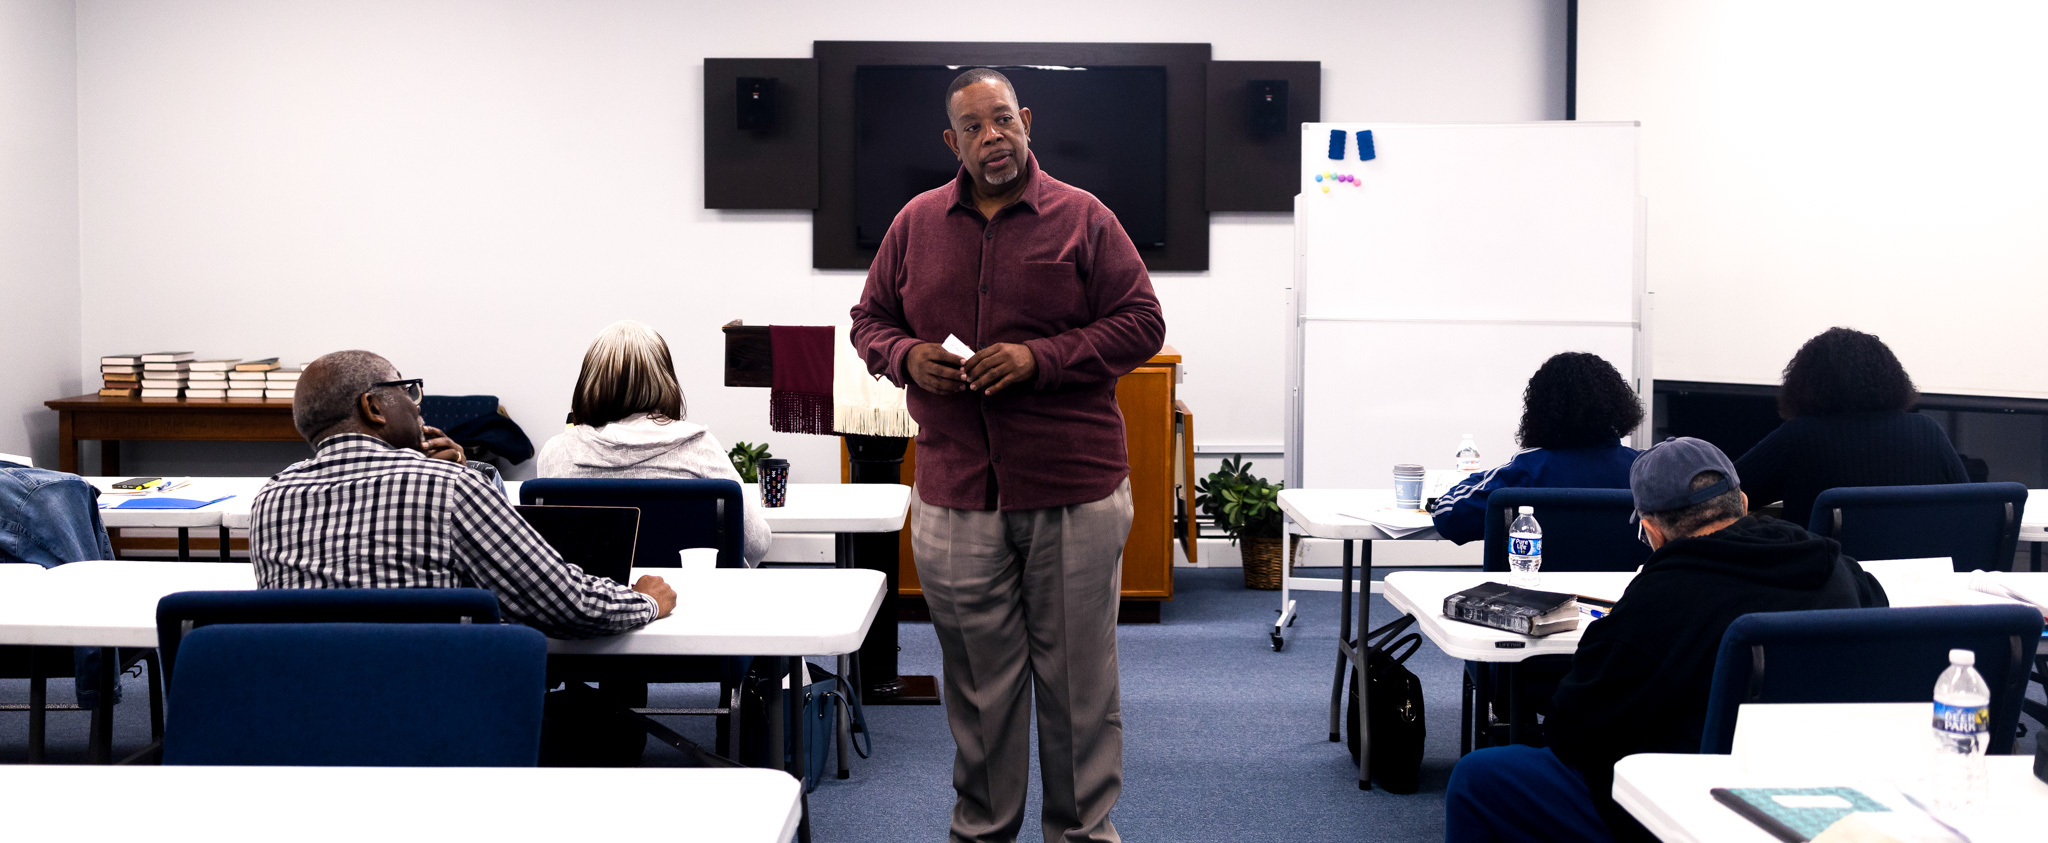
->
[1239, 535, 1301, 590]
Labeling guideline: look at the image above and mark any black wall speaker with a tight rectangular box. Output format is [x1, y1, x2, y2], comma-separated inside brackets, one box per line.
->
[1247, 79, 1288, 135]
[737, 77, 778, 132]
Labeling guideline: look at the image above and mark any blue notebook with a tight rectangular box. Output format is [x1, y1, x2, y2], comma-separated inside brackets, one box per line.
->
[109, 496, 233, 510]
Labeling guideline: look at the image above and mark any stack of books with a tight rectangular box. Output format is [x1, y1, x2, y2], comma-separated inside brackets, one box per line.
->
[181, 358, 242, 399]
[137, 352, 196, 397]
[98, 354, 286, 399]
[266, 366, 303, 399]
[226, 358, 279, 398]
[98, 353, 145, 396]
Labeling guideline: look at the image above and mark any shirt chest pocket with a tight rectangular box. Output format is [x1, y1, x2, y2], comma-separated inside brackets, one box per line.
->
[999, 260, 1088, 332]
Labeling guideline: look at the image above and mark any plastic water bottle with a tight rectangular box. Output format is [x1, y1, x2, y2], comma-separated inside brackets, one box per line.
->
[1455, 434, 1482, 473]
[1508, 506, 1542, 587]
[1932, 648, 1991, 809]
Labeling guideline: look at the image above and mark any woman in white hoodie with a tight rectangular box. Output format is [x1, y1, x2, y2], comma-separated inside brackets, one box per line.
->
[536, 320, 773, 566]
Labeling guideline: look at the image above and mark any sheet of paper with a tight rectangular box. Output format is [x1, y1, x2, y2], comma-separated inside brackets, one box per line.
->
[942, 334, 974, 359]
[1338, 508, 1436, 537]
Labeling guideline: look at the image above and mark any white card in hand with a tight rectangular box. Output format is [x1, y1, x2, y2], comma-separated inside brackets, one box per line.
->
[942, 334, 974, 359]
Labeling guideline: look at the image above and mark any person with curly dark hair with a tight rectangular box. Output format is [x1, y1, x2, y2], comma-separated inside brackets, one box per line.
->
[1735, 327, 1966, 529]
[1430, 352, 1645, 544]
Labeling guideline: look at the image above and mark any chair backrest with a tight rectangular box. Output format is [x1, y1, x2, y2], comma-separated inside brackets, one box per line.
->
[1808, 482, 2028, 573]
[1700, 605, 2043, 754]
[519, 478, 745, 569]
[1481, 488, 1650, 573]
[162, 622, 547, 766]
[156, 588, 501, 683]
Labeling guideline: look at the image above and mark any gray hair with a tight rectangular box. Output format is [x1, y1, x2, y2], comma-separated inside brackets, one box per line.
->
[1642, 471, 1746, 538]
[294, 350, 398, 440]
[571, 320, 685, 427]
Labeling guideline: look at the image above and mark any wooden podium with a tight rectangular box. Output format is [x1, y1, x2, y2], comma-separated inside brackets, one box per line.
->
[838, 347, 1192, 622]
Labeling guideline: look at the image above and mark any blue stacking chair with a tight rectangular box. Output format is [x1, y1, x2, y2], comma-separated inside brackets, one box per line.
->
[1807, 482, 2027, 573]
[155, 588, 502, 683]
[520, 478, 747, 569]
[1700, 605, 2043, 755]
[163, 623, 547, 766]
[1469, 489, 1648, 751]
[519, 478, 750, 756]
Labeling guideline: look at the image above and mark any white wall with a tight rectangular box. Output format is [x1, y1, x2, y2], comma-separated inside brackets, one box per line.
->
[1579, 0, 2048, 399]
[0, 0, 80, 468]
[74, 0, 1566, 480]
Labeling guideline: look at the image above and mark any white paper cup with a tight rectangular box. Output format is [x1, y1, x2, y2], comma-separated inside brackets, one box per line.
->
[677, 548, 718, 571]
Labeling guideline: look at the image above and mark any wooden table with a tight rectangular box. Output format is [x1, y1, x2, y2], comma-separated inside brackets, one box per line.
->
[45, 395, 297, 475]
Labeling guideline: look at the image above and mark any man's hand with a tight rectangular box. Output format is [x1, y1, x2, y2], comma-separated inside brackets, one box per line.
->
[907, 342, 970, 394]
[633, 574, 677, 618]
[420, 425, 466, 465]
[964, 343, 1038, 396]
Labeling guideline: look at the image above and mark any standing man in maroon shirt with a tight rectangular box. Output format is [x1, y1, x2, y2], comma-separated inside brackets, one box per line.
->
[849, 68, 1165, 843]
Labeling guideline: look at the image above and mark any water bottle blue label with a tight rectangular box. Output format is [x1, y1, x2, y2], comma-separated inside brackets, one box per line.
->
[1509, 536, 1540, 557]
[1932, 701, 1988, 735]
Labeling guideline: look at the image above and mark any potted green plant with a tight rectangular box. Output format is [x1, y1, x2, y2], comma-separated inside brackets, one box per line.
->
[1195, 455, 1291, 589]
[728, 441, 772, 483]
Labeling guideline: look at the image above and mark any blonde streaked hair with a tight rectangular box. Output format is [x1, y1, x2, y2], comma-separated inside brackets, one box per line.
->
[570, 320, 685, 427]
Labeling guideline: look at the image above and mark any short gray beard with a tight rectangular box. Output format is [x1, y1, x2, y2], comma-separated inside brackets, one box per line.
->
[983, 165, 1019, 186]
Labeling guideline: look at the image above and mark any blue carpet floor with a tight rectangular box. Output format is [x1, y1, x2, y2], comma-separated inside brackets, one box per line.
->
[4, 566, 2041, 843]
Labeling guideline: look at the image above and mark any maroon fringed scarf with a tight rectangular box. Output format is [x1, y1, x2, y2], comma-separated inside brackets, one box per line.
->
[769, 325, 835, 435]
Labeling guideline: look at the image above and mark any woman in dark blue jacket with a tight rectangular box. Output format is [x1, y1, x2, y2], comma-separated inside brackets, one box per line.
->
[1431, 352, 1643, 544]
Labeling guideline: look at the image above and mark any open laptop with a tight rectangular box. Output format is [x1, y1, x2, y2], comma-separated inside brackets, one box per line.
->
[515, 505, 640, 585]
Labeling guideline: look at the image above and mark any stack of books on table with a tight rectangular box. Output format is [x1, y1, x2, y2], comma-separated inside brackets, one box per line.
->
[97, 353, 146, 396]
[266, 365, 303, 399]
[225, 358, 282, 398]
[119, 351, 198, 397]
[179, 358, 243, 399]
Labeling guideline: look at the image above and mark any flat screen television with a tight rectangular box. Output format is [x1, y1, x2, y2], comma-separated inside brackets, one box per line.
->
[853, 65, 1168, 250]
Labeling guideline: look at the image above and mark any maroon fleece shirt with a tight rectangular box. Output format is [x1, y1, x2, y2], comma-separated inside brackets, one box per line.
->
[849, 154, 1166, 512]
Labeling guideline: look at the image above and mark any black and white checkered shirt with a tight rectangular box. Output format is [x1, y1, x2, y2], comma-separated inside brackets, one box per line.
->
[250, 433, 657, 638]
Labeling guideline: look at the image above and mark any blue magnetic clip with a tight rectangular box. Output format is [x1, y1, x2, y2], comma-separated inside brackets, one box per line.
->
[1327, 129, 1346, 160]
[1356, 130, 1375, 161]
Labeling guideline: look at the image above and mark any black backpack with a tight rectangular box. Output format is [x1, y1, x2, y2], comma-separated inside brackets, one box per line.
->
[1346, 613, 1427, 793]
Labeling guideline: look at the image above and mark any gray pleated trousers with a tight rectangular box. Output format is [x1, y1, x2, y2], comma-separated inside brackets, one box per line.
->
[911, 480, 1132, 843]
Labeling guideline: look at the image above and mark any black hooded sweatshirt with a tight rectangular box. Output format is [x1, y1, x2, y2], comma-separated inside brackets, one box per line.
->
[1545, 515, 1888, 839]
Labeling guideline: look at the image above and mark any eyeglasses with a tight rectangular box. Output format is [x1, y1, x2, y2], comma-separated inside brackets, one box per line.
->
[368, 378, 424, 406]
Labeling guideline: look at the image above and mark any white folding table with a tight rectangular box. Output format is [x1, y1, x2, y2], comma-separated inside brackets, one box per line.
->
[0, 765, 804, 842]
[1272, 488, 1444, 789]
[87, 477, 266, 562]
[1614, 703, 2048, 843]
[0, 560, 883, 801]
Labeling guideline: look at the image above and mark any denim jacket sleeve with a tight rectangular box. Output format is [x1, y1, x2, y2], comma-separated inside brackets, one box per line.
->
[0, 467, 115, 568]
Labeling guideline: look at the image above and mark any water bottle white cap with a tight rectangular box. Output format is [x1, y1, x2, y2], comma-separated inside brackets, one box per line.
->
[1517, 506, 1533, 514]
[1949, 648, 1975, 666]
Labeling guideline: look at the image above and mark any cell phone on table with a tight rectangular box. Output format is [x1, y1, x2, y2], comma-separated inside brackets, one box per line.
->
[112, 477, 165, 490]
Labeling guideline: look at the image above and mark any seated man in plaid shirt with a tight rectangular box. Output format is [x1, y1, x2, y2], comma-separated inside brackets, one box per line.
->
[250, 349, 675, 637]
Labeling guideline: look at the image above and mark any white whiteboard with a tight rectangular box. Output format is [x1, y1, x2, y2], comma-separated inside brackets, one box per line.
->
[1298, 123, 1639, 323]
[1288, 122, 1647, 490]
[1299, 320, 1637, 489]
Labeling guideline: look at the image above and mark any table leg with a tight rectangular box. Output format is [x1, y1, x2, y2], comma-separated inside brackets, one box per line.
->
[89, 646, 116, 763]
[27, 647, 46, 764]
[177, 528, 191, 561]
[58, 411, 77, 474]
[1329, 540, 1351, 742]
[220, 526, 231, 562]
[1506, 664, 1522, 746]
[2033, 542, 2041, 573]
[788, 656, 812, 843]
[1356, 539, 1373, 791]
[100, 441, 120, 477]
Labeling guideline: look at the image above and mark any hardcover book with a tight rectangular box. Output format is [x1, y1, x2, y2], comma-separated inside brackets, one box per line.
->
[1442, 582, 1580, 636]
[226, 388, 267, 398]
[139, 351, 195, 363]
[233, 358, 280, 372]
[188, 358, 239, 371]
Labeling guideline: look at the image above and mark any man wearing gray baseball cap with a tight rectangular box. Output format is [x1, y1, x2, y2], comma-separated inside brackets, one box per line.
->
[1445, 438, 1888, 843]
